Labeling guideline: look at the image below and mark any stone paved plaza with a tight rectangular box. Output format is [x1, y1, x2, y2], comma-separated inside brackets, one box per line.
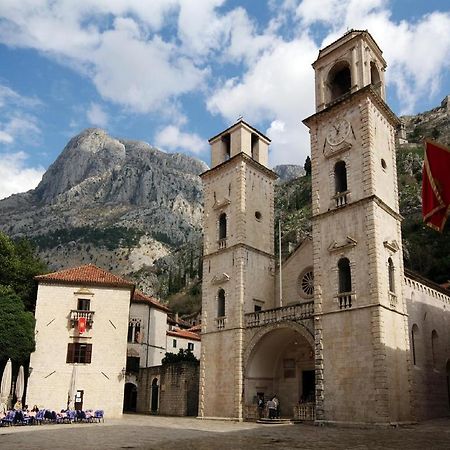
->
[1, 415, 450, 449]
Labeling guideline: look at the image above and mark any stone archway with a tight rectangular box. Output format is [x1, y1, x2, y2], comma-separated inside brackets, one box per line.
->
[243, 322, 315, 419]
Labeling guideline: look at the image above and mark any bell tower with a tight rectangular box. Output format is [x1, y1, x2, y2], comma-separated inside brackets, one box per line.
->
[199, 120, 277, 420]
[303, 30, 413, 424]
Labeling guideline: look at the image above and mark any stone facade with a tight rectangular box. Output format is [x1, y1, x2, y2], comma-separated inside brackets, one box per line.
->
[199, 122, 277, 420]
[404, 271, 450, 420]
[200, 30, 450, 424]
[137, 362, 199, 416]
[27, 271, 133, 418]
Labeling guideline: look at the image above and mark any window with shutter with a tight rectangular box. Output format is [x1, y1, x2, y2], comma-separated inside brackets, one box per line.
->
[66, 343, 92, 364]
[66, 343, 75, 363]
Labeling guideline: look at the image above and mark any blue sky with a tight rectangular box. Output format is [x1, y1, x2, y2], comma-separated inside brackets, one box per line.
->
[0, 0, 449, 199]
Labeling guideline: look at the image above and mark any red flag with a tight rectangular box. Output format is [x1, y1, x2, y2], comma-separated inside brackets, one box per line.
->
[78, 317, 87, 334]
[422, 140, 450, 232]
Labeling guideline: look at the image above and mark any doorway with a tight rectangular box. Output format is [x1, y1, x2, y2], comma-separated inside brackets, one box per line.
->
[123, 383, 137, 412]
[302, 370, 315, 402]
[151, 378, 159, 413]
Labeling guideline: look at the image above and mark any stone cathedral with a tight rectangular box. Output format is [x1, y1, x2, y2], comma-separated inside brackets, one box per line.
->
[199, 30, 450, 425]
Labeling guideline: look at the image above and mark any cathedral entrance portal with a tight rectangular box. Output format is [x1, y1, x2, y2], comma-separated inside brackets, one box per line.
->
[244, 326, 315, 420]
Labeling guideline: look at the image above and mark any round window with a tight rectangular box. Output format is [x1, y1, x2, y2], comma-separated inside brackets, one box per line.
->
[381, 158, 387, 170]
[255, 211, 262, 220]
[297, 268, 314, 299]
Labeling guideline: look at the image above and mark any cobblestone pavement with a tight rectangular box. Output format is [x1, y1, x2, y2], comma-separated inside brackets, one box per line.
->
[1, 415, 450, 449]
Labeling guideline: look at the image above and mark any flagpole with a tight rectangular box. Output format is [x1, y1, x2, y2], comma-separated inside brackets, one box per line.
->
[279, 219, 283, 307]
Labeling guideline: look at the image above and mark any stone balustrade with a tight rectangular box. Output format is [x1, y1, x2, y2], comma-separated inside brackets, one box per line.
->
[334, 191, 348, 207]
[389, 292, 397, 308]
[69, 309, 95, 328]
[245, 301, 314, 328]
[337, 292, 353, 309]
[215, 316, 227, 329]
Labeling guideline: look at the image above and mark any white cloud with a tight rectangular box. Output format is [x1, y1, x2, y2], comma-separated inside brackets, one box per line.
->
[0, 1, 449, 168]
[208, 36, 317, 166]
[0, 152, 45, 200]
[91, 19, 206, 113]
[86, 102, 108, 128]
[155, 125, 207, 155]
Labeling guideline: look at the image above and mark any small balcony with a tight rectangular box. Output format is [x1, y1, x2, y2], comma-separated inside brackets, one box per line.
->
[245, 301, 314, 328]
[389, 292, 397, 308]
[218, 238, 227, 250]
[215, 316, 227, 330]
[334, 191, 349, 208]
[336, 293, 354, 309]
[70, 310, 95, 328]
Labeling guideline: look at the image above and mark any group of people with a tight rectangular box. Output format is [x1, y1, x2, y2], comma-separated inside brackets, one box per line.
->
[257, 394, 280, 419]
[1, 404, 103, 426]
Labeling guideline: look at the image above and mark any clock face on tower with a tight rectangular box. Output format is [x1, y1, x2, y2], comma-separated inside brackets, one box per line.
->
[326, 118, 351, 146]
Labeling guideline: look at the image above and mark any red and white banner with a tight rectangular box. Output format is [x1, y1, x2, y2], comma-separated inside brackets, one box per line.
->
[422, 140, 450, 232]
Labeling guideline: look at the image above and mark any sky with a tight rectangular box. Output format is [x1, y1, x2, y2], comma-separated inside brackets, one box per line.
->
[0, 0, 449, 199]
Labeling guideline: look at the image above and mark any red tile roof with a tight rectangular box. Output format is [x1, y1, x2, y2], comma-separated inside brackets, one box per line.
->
[35, 264, 135, 289]
[167, 328, 201, 341]
[188, 324, 201, 333]
[132, 289, 170, 313]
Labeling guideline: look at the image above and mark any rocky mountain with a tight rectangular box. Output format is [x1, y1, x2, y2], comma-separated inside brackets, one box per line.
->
[0, 128, 206, 295]
[273, 164, 306, 182]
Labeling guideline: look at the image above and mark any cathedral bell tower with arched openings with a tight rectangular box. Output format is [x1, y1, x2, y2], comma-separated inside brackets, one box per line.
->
[199, 120, 277, 420]
[303, 30, 413, 424]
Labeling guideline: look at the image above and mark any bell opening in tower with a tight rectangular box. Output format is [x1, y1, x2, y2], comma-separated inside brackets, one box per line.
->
[327, 61, 351, 103]
[370, 61, 382, 96]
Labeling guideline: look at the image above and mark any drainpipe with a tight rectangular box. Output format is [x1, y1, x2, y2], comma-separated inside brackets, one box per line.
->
[279, 219, 283, 307]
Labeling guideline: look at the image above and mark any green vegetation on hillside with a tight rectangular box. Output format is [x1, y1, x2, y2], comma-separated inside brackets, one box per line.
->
[274, 173, 312, 257]
[33, 226, 144, 251]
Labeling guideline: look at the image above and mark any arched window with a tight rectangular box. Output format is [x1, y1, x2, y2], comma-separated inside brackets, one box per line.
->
[217, 289, 226, 317]
[388, 258, 395, 293]
[370, 62, 381, 96]
[219, 213, 227, 240]
[334, 161, 347, 193]
[338, 258, 352, 293]
[327, 61, 351, 103]
[411, 324, 419, 365]
[432, 330, 438, 369]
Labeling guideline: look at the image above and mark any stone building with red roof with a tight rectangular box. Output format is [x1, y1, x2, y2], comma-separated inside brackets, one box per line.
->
[26, 264, 202, 416]
[27, 265, 134, 417]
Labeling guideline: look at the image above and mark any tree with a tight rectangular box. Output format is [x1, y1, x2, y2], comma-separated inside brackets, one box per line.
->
[0, 286, 35, 363]
[0, 232, 47, 311]
[304, 156, 312, 176]
[161, 348, 198, 364]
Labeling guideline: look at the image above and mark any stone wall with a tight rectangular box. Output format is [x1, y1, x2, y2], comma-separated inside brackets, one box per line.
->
[404, 273, 450, 420]
[137, 362, 199, 416]
[26, 283, 131, 418]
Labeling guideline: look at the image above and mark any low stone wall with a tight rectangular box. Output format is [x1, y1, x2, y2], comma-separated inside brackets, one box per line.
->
[137, 362, 199, 416]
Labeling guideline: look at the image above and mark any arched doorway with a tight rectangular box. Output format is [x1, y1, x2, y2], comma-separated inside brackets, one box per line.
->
[151, 378, 159, 413]
[123, 382, 137, 412]
[244, 325, 314, 419]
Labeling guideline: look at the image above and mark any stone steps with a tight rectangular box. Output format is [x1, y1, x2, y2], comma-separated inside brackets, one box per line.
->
[256, 418, 301, 425]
